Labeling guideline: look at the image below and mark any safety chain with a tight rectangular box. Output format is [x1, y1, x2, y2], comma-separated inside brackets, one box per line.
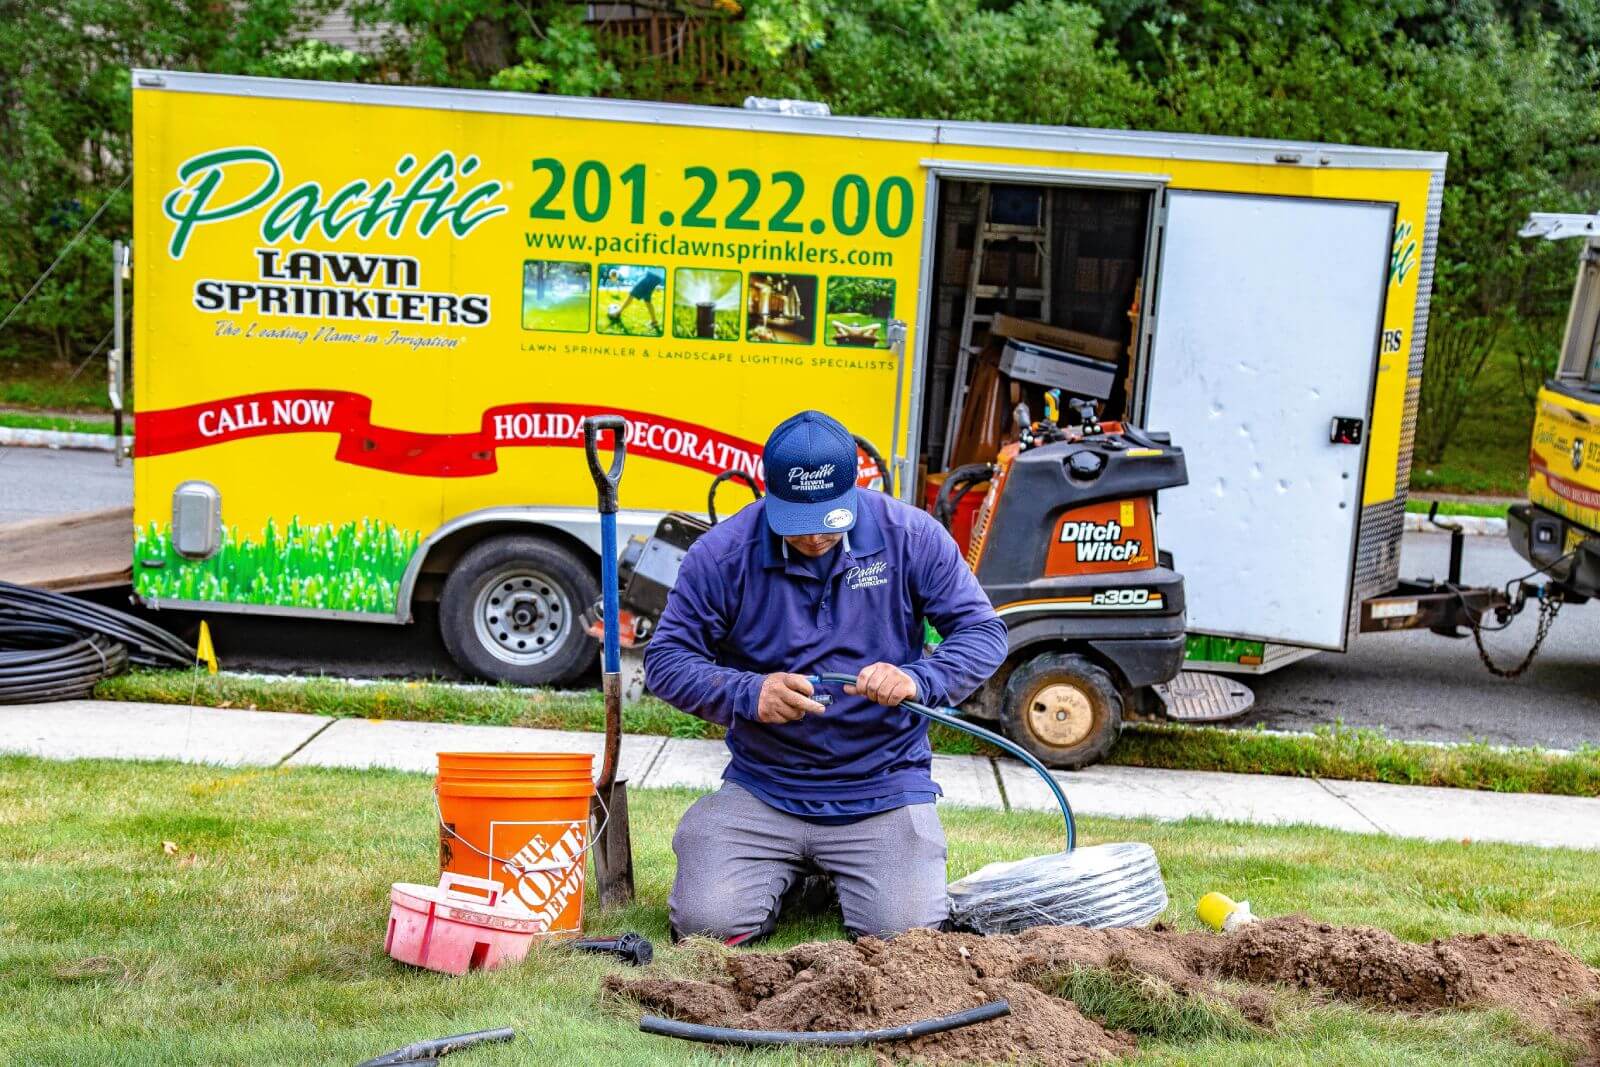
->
[1470, 589, 1563, 679]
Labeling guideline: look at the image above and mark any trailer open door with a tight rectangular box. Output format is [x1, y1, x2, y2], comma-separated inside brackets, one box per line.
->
[1143, 190, 1393, 650]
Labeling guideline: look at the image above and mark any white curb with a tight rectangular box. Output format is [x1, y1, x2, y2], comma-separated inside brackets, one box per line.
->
[0, 427, 123, 452]
[1402, 512, 1506, 537]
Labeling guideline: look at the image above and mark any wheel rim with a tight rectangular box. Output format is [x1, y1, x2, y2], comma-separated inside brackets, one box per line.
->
[471, 567, 573, 667]
[1024, 680, 1097, 748]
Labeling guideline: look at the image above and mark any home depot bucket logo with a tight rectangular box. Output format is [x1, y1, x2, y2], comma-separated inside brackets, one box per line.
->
[491, 820, 587, 932]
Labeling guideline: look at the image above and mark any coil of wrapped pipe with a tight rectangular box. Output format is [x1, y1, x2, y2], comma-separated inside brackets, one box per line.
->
[0, 625, 130, 704]
[0, 581, 193, 669]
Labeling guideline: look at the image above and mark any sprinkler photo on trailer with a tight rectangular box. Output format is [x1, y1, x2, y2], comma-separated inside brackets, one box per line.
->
[672, 267, 741, 340]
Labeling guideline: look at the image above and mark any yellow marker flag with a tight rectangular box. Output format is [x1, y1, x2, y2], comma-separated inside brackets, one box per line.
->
[196, 620, 218, 675]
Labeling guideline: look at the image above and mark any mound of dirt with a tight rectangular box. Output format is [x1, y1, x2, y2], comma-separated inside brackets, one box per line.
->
[606, 917, 1600, 1066]
[609, 929, 1139, 1065]
[1202, 919, 1600, 1060]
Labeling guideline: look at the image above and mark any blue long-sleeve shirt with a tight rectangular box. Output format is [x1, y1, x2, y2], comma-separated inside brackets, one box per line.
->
[643, 490, 1008, 805]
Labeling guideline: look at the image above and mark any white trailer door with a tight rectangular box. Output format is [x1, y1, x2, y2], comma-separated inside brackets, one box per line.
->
[1144, 191, 1392, 650]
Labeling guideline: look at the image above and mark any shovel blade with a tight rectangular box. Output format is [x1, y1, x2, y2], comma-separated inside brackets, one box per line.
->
[591, 777, 635, 908]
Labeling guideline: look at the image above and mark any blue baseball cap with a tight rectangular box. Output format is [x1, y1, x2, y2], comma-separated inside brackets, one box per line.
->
[762, 410, 859, 536]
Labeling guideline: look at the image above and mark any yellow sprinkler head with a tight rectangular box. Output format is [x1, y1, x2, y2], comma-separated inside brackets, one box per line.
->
[1197, 891, 1256, 933]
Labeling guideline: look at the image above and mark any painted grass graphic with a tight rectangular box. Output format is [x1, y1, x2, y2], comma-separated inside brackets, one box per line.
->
[134, 516, 420, 614]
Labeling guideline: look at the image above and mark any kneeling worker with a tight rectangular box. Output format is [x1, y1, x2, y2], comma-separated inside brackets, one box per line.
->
[644, 410, 1007, 942]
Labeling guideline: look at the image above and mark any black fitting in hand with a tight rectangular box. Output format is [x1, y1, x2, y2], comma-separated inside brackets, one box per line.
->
[574, 931, 653, 966]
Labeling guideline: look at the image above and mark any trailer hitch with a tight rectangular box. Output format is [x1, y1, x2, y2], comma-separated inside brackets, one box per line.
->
[1360, 502, 1568, 676]
[1358, 502, 1518, 638]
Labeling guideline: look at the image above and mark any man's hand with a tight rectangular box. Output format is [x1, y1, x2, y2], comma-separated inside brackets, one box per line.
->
[756, 672, 826, 724]
[845, 662, 918, 707]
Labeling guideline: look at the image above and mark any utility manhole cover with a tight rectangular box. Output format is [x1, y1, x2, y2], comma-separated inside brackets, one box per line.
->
[1152, 671, 1255, 723]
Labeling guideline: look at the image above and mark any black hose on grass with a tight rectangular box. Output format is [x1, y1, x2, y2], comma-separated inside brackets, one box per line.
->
[355, 1027, 515, 1066]
[639, 999, 1010, 1047]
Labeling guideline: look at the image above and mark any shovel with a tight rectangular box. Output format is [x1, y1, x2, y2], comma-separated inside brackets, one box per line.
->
[582, 414, 635, 907]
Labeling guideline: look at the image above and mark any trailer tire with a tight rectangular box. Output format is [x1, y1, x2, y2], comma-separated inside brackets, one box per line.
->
[439, 534, 598, 686]
[999, 652, 1123, 770]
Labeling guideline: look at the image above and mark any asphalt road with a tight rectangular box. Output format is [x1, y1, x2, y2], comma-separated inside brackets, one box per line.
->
[0, 445, 130, 521]
[4, 445, 1595, 748]
[1243, 531, 1598, 750]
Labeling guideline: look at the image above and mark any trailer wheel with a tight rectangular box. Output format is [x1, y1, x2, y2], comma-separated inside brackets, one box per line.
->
[439, 534, 598, 686]
[999, 652, 1123, 770]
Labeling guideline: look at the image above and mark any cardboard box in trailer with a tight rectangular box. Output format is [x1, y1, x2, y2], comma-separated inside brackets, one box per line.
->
[128, 70, 1443, 700]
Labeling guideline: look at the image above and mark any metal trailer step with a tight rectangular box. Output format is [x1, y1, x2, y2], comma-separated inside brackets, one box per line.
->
[1152, 670, 1255, 723]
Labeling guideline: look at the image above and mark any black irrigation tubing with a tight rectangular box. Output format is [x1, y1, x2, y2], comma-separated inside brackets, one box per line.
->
[639, 999, 1012, 1048]
[0, 581, 193, 668]
[0, 629, 128, 704]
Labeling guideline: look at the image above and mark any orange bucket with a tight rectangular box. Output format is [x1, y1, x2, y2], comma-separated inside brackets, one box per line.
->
[436, 752, 594, 935]
[439, 753, 593, 774]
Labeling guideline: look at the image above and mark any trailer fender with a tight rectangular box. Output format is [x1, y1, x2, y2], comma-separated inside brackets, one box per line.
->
[395, 506, 663, 622]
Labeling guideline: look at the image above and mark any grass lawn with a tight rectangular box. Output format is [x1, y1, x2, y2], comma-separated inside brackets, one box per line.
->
[1410, 344, 1536, 498]
[520, 292, 590, 333]
[2, 755, 1596, 1065]
[0, 409, 117, 434]
[1404, 498, 1511, 518]
[0, 365, 113, 412]
[96, 670, 1600, 799]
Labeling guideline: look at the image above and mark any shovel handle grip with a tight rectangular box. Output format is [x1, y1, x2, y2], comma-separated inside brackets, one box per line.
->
[583, 415, 628, 514]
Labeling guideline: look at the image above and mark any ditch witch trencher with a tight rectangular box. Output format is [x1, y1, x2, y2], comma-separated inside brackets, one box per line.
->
[583, 415, 635, 906]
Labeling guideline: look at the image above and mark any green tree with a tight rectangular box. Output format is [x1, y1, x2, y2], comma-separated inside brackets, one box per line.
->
[345, 0, 618, 95]
[1143, 23, 1598, 461]
[737, 0, 1153, 126]
[0, 0, 339, 374]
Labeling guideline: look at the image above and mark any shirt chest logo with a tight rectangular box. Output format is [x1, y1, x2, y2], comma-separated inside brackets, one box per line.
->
[846, 561, 889, 590]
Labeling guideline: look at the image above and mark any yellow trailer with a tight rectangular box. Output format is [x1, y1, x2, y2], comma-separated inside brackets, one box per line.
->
[128, 71, 1444, 686]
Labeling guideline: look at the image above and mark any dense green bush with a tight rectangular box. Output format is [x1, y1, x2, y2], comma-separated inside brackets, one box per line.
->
[0, 0, 341, 373]
[4, 0, 1596, 463]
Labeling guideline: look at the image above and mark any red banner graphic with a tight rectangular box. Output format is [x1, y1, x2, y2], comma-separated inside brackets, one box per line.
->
[1530, 451, 1600, 511]
[135, 389, 768, 482]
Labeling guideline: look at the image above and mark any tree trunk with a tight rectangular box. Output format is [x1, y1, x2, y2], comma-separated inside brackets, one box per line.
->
[1416, 312, 1500, 465]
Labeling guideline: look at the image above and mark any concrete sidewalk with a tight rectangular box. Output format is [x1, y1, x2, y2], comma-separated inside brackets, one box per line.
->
[4, 700, 1599, 852]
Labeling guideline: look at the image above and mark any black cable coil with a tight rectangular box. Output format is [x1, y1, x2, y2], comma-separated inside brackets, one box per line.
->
[0, 582, 194, 703]
[0, 581, 194, 668]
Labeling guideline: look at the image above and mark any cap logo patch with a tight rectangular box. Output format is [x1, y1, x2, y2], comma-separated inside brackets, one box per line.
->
[788, 463, 837, 494]
[823, 507, 853, 529]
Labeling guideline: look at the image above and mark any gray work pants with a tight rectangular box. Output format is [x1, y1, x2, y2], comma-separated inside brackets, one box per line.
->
[669, 781, 949, 942]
